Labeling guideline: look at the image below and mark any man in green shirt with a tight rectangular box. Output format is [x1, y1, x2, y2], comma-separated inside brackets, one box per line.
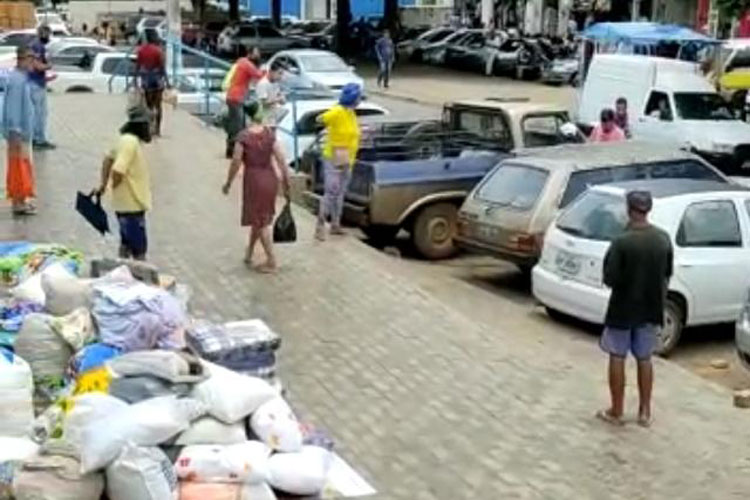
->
[597, 190, 672, 428]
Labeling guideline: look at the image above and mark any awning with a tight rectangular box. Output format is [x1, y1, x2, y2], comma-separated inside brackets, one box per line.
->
[582, 22, 720, 45]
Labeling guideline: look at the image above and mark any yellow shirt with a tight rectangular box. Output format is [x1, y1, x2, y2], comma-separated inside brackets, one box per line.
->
[110, 133, 151, 213]
[320, 104, 360, 166]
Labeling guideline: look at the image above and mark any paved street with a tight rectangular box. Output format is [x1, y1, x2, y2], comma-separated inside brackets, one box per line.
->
[4, 94, 750, 499]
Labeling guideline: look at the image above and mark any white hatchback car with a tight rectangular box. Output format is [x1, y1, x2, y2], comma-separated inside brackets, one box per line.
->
[267, 49, 364, 92]
[533, 179, 750, 355]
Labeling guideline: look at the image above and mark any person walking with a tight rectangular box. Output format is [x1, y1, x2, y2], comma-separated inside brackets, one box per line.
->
[29, 25, 55, 150]
[96, 106, 153, 260]
[222, 101, 290, 273]
[135, 30, 169, 137]
[597, 191, 672, 428]
[255, 61, 285, 125]
[589, 108, 625, 143]
[315, 83, 362, 241]
[375, 29, 395, 88]
[3, 46, 36, 215]
[225, 46, 264, 158]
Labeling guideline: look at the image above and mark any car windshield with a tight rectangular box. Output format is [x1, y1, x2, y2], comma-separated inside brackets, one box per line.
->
[556, 191, 628, 241]
[297, 22, 330, 33]
[298, 54, 348, 72]
[422, 29, 452, 42]
[728, 47, 750, 70]
[38, 13, 63, 24]
[674, 92, 735, 120]
[475, 163, 548, 210]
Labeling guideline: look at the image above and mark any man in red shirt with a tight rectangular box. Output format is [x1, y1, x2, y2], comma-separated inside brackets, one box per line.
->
[225, 45, 264, 158]
[135, 31, 169, 136]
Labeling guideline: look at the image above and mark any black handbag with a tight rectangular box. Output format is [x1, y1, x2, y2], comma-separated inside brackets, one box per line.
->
[273, 201, 297, 243]
[76, 191, 110, 235]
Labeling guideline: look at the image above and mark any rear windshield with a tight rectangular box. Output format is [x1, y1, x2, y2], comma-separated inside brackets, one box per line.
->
[474, 163, 548, 210]
[560, 159, 723, 208]
[556, 191, 628, 241]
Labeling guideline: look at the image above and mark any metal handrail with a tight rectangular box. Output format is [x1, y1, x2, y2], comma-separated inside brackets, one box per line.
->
[107, 45, 136, 94]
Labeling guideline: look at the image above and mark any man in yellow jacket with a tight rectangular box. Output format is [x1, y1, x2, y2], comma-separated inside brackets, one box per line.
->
[315, 83, 362, 241]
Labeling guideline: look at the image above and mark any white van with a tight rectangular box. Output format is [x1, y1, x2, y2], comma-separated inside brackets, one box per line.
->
[578, 54, 750, 171]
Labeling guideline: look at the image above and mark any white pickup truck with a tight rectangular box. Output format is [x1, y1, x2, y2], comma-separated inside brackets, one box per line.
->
[48, 52, 135, 94]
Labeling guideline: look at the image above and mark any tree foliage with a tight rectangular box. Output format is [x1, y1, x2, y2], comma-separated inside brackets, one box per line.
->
[715, 0, 750, 17]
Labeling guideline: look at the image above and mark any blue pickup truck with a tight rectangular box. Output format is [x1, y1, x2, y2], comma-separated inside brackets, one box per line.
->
[303, 99, 582, 259]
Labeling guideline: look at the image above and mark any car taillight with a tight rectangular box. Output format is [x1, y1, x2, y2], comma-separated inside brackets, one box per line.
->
[509, 232, 541, 253]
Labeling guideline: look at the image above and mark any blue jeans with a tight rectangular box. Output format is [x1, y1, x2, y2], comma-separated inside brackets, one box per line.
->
[318, 160, 350, 228]
[29, 84, 48, 144]
[116, 211, 148, 259]
[377, 59, 392, 87]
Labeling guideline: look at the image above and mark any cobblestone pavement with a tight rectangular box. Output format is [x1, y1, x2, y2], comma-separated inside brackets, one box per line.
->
[4, 95, 750, 499]
[362, 63, 576, 110]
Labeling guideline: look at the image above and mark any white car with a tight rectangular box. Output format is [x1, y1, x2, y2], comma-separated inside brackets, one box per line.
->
[267, 49, 364, 92]
[174, 70, 226, 116]
[275, 99, 388, 166]
[35, 11, 70, 36]
[533, 179, 750, 355]
[47, 40, 113, 67]
[49, 52, 135, 93]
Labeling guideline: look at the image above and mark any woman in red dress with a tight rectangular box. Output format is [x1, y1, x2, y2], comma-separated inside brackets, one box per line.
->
[222, 102, 290, 272]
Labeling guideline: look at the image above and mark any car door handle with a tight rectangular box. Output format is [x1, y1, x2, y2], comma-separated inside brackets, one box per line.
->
[677, 263, 694, 268]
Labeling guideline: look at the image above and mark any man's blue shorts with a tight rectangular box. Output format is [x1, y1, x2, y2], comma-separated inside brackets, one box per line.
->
[600, 324, 657, 361]
[116, 211, 147, 258]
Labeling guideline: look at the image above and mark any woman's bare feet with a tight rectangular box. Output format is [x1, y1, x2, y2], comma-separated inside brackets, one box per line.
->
[255, 261, 277, 274]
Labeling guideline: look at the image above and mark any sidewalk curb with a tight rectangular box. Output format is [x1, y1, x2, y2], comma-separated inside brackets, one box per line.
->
[366, 87, 425, 105]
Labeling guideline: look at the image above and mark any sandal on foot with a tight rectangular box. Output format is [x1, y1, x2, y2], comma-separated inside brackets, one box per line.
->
[596, 409, 624, 426]
[255, 263, 277, 274]
[637, 414, 653, 428]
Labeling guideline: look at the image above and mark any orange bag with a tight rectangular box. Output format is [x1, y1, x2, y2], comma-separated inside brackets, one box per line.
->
[6, 142, 34, 201]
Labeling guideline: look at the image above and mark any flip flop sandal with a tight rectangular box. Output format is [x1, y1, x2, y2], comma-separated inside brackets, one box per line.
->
[596, 409, 624, 427]
[255, 264, 277, 274]
[637, 415, 653, 428]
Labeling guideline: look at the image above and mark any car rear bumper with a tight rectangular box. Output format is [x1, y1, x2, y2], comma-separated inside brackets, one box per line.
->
[532, 265, 608, 324]
[455, 235, 537, 267]
[736, 310, 750, 370]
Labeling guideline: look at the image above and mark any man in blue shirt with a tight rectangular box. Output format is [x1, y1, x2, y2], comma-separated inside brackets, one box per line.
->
[375, 29, 394, 89]
[29, 25, 55, 150]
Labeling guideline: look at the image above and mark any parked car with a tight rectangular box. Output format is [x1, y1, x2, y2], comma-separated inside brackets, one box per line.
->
[276, 99, 388, 166]
[457, 143, 729, 271]
[542, 57, 579, 85]
[578, 54, 750, 173]
[534, 178, 750, 354]
[488, 38, 550, 79]
[35, 11, 70, 36]
[285, 20, 334, 50]
[47, 40, 113, 67]
[49, 52, 135, 93]
[398, 27, 454, 62]
[303, 99, 583, 259]
[217, 23, 307, 57]
[267, 49, 363, 92]
[136, 16, 166, 42]
[174, 70, 227, 116]
[0, 30, 40, 48]
[422, 30, 478, 66]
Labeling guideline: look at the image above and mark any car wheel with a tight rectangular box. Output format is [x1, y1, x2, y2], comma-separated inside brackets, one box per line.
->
[657, 298, 685, 357]
[412, 203, 459, 260]
[569, 72, 578, 86]
[545, 306, 568, 322]
[363, 224, 399, 245]
[514, 66, 525, 80]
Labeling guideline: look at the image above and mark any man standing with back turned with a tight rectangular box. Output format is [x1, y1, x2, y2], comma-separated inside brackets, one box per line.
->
[29, 25, 55, 150]
[597, 191, 672, 428]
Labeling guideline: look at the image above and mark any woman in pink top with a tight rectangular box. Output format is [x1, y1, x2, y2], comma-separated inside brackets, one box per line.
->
[589, 108, 626, 143]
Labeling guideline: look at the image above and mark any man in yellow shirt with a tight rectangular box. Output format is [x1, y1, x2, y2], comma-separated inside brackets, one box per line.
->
[96, 106, 152, 260]
[315, 83, 361, 241]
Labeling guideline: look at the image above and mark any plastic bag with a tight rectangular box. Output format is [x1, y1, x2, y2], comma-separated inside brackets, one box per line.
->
[0, 350, 34, 437]
[109, 375, 191, 404]
[250, 397, 303, 453]
[42, 265, 91, 316]
[107, 350, 206, 384]
[12, 453, 104, 500]
[273, 202, 297, 243]
[62, 393, 130, 453]
[79, 396, 206, 473]
[175, 441, 270, 484]
[176, 417, 247, 446]
[12, 262, 74, 306]
[241, 482, 277, 500]
[191, 361, 276, 424]
[0, 437, 40, 498]
[50, 308, 95, 351]
[267, 446, 333, 496]
[105, 444, 178, 500]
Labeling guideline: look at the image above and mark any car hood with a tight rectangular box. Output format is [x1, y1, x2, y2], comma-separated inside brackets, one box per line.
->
[307, 71, 363, 89]
[679, 120, 750, 150]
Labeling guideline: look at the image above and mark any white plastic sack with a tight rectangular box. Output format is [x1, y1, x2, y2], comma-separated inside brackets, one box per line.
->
[105, 444, 178, 500]
[0, 437, 39, 463]
[63, 393, 130, 453]
[42, 268, 91, 316]
[11, 262, 73, 305]
[79, 396, 206, 473]
[0, 352, 34, 437]
[268, 446, 333, 496]
[191, 361, 276, 423]
[176, 417, 247, 446]
[107, 350, 206, 384]
[175, 441, 270, 484]
[250, 397, 302, 452]
[50, 308, 95, 351]
[14, 313, 72, 380]
[12, 453, 104, 500]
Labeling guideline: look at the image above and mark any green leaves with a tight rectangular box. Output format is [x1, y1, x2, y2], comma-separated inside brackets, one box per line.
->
[715, 0, 750, 17]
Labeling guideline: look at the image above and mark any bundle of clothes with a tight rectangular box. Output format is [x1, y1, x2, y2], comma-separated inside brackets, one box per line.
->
[0, 244, 357, 500]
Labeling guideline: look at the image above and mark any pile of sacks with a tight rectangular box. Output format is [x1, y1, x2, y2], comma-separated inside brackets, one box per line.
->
[0, 257, 336, 499]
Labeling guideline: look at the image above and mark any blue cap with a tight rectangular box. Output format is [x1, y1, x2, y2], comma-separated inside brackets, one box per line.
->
[339, 83, 362, 107]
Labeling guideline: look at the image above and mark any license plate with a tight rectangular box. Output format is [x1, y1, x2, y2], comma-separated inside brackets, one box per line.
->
[555, 250, 581, 276]
[475, 224, 497, 241]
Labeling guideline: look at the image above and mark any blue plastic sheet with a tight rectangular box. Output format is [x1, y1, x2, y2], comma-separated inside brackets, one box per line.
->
[582, 22, 720, 46]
